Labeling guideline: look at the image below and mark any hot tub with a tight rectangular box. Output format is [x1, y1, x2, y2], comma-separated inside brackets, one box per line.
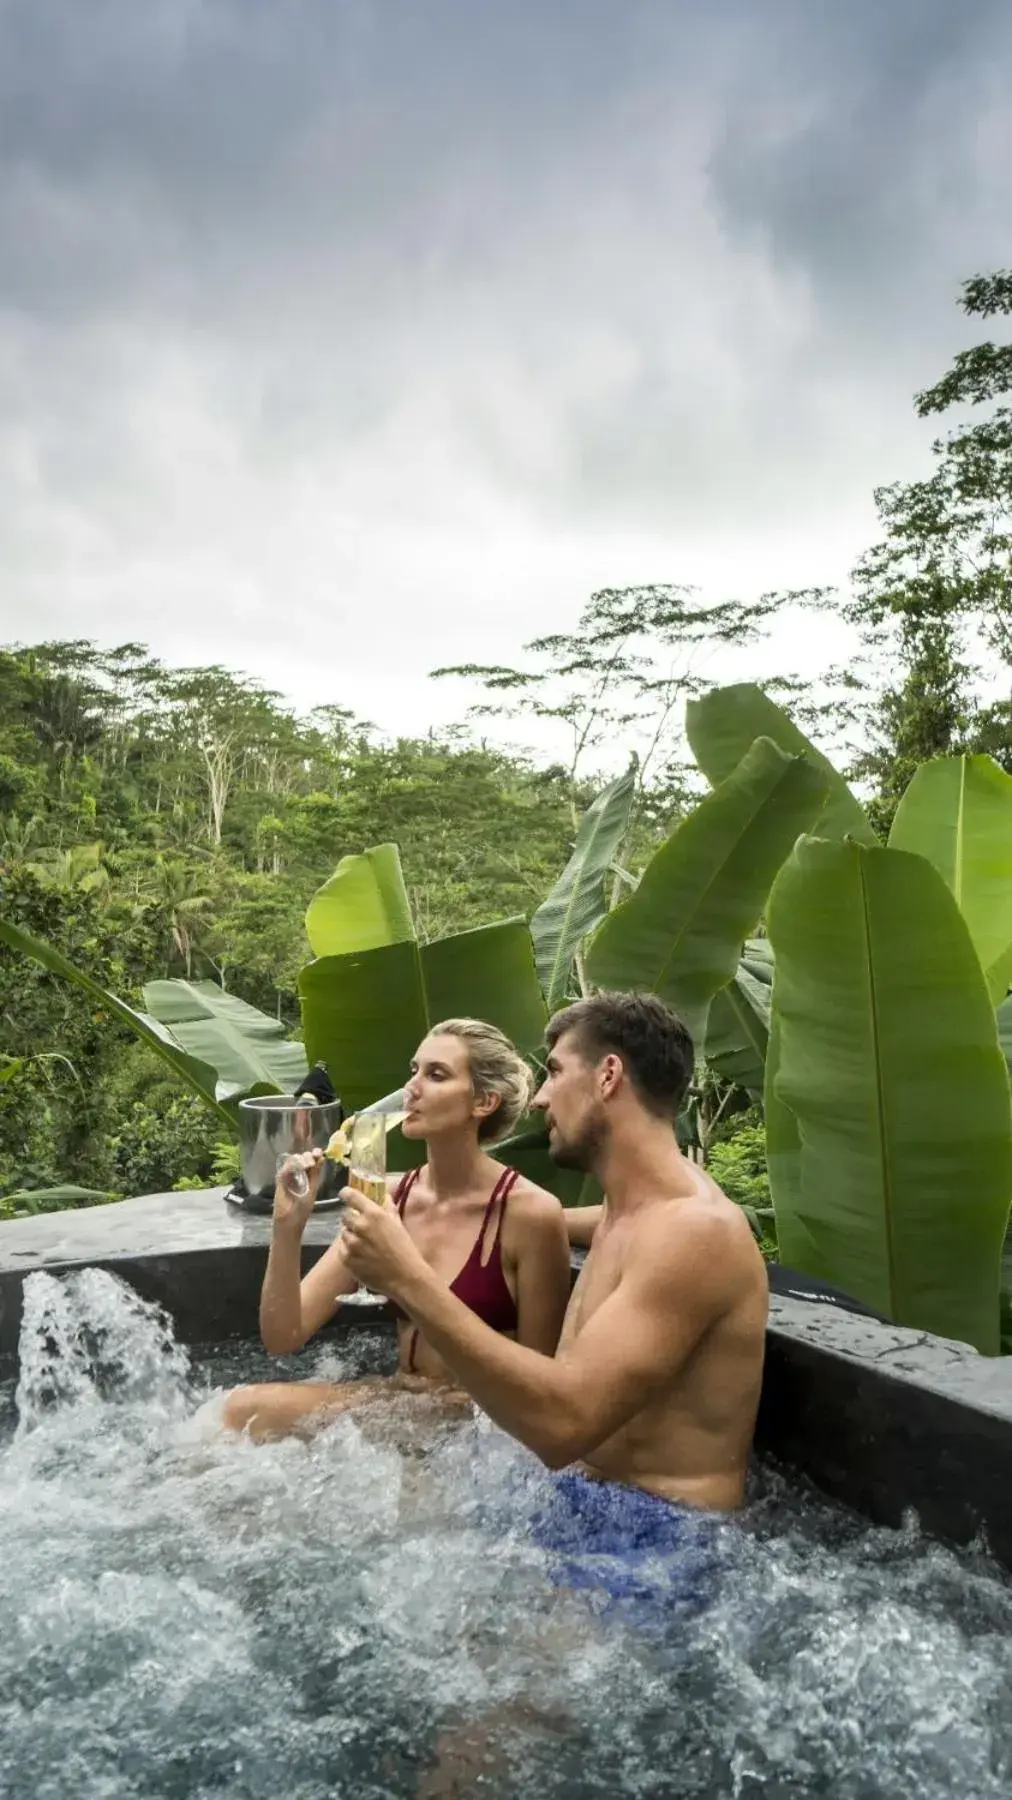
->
[2, 1190, 1012, 1798]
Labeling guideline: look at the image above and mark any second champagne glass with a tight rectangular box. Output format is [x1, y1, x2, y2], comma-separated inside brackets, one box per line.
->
[344, 1113, 387, 1300]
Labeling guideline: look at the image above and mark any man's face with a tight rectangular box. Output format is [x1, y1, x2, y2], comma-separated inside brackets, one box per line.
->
[533, 1030, 607, 1170]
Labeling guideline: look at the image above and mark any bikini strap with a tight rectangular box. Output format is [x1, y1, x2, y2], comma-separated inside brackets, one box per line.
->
[483, 1166, 520, 1254]
[392, 1168, 420, 1217]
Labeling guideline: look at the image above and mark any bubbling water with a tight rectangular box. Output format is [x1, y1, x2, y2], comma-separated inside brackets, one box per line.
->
[1, 1269, 1012, 1799]
[16, 1266, 193, 1422]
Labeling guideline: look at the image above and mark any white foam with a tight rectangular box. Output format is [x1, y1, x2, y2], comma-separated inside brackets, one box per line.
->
[179, 1389, 229, 1442]
[3, 1271, 1012, 1798]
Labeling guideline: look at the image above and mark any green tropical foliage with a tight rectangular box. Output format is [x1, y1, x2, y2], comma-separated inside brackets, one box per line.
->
[705, 1115, 775, 1255]
[432, 584, 791, 817]
[847, 271, 1012, 833]
[9, 648, 1012, 1357]
[587, 737, 826, 1045]
[704, 938, 773, 1099]
[674, 676, 1012, 1350]
[301, 920, 546, 1117]
[888, 754, 1012, 1003]
[686, 682, 876, 847]
[304, 843, 416, 957]
[531, 764, 637, 1010]
[142, 979, 309, 1097]
[766, 837, 1012, 1353]
[0, 916, 235, 1128]
[0, 1184, 114, 1221]
[0, 640, 586, 1201]
[297, 830, 547, 1118]
[998, 996, 1012, 1082]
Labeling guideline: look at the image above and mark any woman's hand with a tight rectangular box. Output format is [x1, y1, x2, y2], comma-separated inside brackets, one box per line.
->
[339, 1184, 429, 1297]
[273, 1148, 325, 1237]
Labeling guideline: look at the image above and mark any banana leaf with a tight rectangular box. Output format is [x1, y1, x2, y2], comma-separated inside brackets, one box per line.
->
[705, 939, 774, 1094]
[422, 921, 546, 1053]
[686, 683, 876, 846]
[998, 995, 1012, 1085]
[763, 1006, 803, 1247]
[359, 1087, 408, 1115]
[889, 754, 1012, 1004]
[305, 843, 415, 958]
[766, 836, 1012, 1352]
[586, 738, 827, 1047]
[738, 937, 775, 1014]
[143, 979, 309, 1097]
[300, 919, 547, 1120]
[0, 1185, 114, 1215]
[531, 765, 637, 1009]
[0, 918, 236, 1129]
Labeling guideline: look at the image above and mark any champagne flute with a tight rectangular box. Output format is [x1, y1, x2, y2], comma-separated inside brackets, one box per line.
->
[276, 1154, 313, 1201]
[348, 1114, 387, 1203]
[275, 1109, 352, 1202]
[274, 1100, 326, 1204]
[344, 1113, 388, 1301]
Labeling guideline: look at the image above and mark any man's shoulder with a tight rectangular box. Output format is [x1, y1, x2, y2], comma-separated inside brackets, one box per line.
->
[628, 1188, 762, 1291]
[631, 1189, 747, 1247]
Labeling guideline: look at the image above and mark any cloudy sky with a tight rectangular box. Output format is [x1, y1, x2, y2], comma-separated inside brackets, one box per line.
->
[0, 0, 1009, 751]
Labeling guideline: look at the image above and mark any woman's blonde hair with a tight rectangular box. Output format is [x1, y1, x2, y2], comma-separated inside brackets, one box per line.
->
[429, 1018, 534, 1143]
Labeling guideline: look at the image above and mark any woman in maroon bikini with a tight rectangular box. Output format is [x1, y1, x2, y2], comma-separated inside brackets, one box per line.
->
[222, 1019, 571, 1440]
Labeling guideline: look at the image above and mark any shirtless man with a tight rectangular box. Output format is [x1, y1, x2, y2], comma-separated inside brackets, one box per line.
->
[341, 990, 768, 1516]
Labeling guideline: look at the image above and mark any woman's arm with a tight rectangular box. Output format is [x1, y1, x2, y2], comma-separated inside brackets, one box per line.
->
[512, 1193, 572, 1355]
[260, 1221, 362, 1355]
[259, 1152, 364, 1354]
[564, 1204, 603, 1249]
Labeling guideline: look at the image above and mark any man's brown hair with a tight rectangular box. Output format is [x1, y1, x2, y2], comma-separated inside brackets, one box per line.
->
[545, 990, 694, 1119]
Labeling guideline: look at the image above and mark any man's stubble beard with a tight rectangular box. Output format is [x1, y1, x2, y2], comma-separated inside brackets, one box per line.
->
[547, 1114, 607, 1175]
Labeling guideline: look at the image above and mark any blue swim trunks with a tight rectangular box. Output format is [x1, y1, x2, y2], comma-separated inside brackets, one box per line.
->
[526, 1471, 727, 1631]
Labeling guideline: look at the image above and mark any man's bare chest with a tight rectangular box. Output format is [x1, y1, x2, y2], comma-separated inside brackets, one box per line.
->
[560, 1238, 625, 1348]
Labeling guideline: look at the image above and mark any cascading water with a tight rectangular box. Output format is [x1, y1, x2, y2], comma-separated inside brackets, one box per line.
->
[15, 1266, 193, 1422]
[2, 1269, 1012, 1799]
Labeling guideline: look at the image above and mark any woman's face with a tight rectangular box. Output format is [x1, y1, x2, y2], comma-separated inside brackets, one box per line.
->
[401, 1033, 496, 1141]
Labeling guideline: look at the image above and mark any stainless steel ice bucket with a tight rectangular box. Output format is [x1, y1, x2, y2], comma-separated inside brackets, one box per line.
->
[237, 1095, 345, 1211]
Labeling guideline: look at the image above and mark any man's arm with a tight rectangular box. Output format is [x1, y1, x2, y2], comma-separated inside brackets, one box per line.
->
[565, 1204, 603, 1249]
[385, 1208, 735, 1467]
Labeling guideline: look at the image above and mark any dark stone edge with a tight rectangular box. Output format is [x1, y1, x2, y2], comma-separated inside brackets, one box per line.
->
[755, 1325, 1012, 1565]
[0, 1242, 384, 1373]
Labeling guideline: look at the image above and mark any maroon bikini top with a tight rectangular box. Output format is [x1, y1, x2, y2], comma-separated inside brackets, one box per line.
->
[392, 1166, 520, 1369]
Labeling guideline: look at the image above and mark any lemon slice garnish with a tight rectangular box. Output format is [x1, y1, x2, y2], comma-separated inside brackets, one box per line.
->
[324, 1119, 354, 1162]
[324, 1112, 405, 1161]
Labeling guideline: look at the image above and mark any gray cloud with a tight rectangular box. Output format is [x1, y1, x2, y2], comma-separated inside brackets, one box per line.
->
[709, 0, 1012, 325]
[0, 0, 1007, 734]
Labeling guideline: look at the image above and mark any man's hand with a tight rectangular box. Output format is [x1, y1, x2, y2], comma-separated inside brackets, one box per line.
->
[273, 1148, 324, 1237]
[340, 1184, 430, 1297]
